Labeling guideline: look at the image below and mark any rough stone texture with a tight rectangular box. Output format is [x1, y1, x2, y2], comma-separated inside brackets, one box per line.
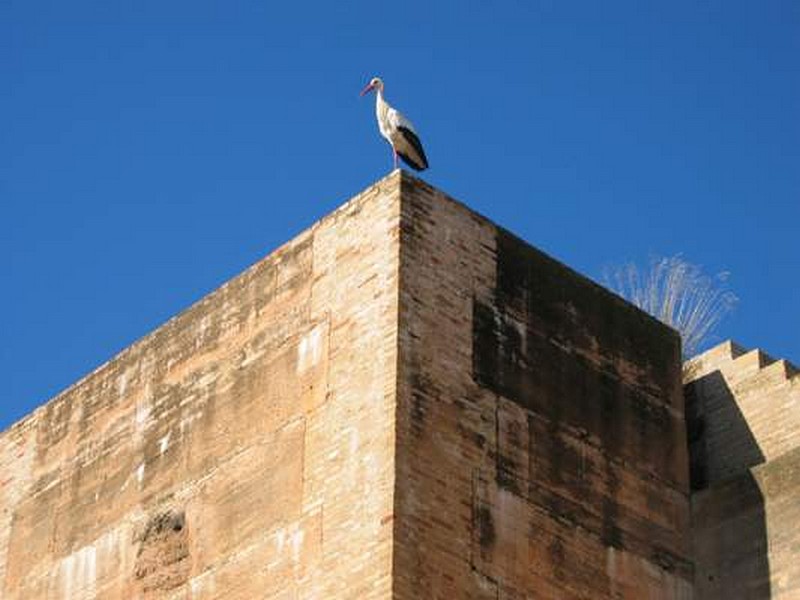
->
[686, 341, 800, 599]
[0, 172, 402, 599]
[393, 175, 692, 599]
[1, 171, 695, 599]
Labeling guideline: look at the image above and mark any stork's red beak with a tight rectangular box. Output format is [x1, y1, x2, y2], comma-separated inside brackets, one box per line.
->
[359, 82, 374, 97]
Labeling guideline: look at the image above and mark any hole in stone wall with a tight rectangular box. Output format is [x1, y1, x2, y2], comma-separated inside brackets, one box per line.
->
[134, 508, 190, 595]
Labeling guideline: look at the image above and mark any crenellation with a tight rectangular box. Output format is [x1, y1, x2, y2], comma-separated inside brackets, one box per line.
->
[687, 340, 800, 599]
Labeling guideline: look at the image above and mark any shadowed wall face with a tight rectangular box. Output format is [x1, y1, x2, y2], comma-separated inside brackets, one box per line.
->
[394, 176, 692, 599]
[0, 174, 403, 599]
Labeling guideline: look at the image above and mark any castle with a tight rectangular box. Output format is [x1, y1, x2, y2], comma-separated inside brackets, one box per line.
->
[1, 171, 797, 598]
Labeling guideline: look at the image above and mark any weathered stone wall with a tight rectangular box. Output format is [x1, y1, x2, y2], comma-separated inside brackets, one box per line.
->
[686, 341, 800, 599]
[15, 172, 789, 599]
[0, 172, 403, 599]
[393, 174, 693, 599]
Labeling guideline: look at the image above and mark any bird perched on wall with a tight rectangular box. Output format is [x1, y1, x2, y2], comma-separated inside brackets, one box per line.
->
[360, 77, 429, 172]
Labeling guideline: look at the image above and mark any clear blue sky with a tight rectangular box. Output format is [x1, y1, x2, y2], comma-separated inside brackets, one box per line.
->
[2, 1, 798, 430]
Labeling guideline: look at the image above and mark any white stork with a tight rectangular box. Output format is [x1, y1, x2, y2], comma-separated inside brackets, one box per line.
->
[360, 77, 429, 171]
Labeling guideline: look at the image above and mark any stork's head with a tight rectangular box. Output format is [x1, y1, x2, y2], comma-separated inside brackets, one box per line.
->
[360, 77, 384, 96]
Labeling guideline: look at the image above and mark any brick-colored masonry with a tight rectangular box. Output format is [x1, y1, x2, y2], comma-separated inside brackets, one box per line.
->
[393, 175, 691, 599]
[4, 171, 792, 599]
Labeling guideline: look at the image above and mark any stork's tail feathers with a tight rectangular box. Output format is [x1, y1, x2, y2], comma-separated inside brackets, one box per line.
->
[397, 150, 428, 171]
[397, 127, 429, 171]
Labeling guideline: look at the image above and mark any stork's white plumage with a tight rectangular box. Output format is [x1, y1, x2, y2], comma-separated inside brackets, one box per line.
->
[360, 77, 429, 171]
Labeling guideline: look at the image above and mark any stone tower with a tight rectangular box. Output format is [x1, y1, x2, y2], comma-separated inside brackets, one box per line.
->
[0, 171, 693, 599]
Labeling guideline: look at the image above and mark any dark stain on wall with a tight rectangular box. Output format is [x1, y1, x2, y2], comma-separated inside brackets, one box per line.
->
[495, 453, 520, 495]
[475, 504, 496, 551]
[469, 226, 693, 590]
[547, 536, 566, 578]
[495, 415, 523, 495]
[600, 460, 622, 549]
[493, 229, 679, 395]
[473, 229, 684, 487]
[409, 371, 431, 435]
